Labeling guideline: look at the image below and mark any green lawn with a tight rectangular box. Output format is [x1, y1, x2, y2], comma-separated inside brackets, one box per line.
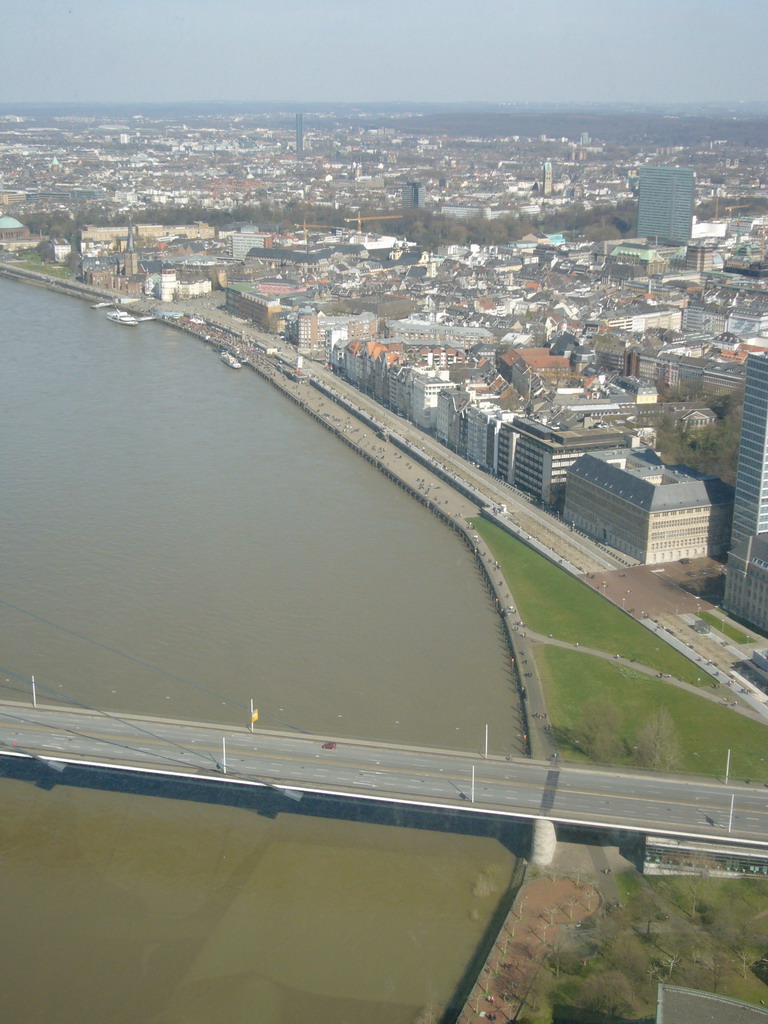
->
[536, 646, 768, 778]
[13, 256, 72, 279]
[471, 517, 707, 686]
[700, 611, 754, 645]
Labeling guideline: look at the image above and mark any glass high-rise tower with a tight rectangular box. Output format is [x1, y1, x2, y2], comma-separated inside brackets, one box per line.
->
[731, 352, 768, 546]
[637, 166, 695, 244]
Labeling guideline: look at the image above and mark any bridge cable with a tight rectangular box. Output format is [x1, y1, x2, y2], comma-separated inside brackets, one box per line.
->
[0, 705, 227, 775]
[0, 666, 220, 768]
[0, 597, 308, 733]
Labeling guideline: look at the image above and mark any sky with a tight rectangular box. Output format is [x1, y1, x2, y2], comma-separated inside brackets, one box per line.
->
[3, 0, 768, 108]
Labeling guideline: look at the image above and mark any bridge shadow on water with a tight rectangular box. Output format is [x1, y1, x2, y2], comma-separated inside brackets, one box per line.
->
[0, 753, 531, 858]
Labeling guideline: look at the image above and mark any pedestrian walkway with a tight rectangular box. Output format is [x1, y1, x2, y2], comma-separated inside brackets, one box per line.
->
[456, 874, 601, 1024]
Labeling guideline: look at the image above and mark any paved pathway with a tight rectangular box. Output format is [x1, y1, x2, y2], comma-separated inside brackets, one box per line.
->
[456, 874, 601, 1024]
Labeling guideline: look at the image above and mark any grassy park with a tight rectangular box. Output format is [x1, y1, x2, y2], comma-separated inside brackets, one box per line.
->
[13, 254, 72, 279]
[469, 516, 768, 778]
[536, 647, 768, 780]
[471, 517, 707, 686]
[700, 610, 754, 645]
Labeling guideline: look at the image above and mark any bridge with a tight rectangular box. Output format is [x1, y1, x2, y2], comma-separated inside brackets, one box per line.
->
[2, 699, 766, 854]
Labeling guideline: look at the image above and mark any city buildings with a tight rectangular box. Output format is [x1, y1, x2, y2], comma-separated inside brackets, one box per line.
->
[400, 181, 423, 208]
[564, 449, 734, 564]
[637, 166, 695, 245]
[501, 419, 631, 509]
[225, 283, 282, 331]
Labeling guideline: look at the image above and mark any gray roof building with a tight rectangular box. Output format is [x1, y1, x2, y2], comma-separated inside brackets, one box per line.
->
[564, 449, 733, 563]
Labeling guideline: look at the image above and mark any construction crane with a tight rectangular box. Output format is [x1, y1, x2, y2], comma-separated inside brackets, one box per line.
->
[722, 204, 752, 245]
[343, 213, 403, 234]
[714, 197, 749, 219]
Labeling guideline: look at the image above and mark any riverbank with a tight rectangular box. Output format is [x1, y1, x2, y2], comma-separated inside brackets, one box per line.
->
[5, 265, 760, 759]
[455, 869, 602, 1024]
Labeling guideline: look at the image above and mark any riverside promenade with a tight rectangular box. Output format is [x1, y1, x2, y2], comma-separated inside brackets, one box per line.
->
[455, 871, 601, 1024]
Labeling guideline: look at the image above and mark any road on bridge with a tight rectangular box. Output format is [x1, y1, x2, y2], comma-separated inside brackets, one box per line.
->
[1, 701, 766, 847]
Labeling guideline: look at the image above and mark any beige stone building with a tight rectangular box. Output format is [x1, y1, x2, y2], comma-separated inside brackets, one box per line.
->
[80, 222, 215, 251]
[564, 449, 733, 564]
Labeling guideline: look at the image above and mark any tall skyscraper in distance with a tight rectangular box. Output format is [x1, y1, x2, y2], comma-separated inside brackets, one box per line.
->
[401, 181, 423, 208]
[637, 166, 695, 244]
[295, 112, 303, 158]
[730, 352, 768, 547]
[542, 161, 553, 196]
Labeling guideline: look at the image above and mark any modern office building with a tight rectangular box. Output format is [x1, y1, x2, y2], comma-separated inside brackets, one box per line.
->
[637, 166, 695, 244]
[723, 353, 768, 629]
[724, 533, 768, 631]
[542, 161, 553, 196]
[731, 353, 768, 546]
[400, 181, 423, 208]
[295, 112, 303, 157]
[500, 419, 630, 509]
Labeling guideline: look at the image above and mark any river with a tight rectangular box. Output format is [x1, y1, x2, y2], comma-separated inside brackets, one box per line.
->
[0, 277, 522, 1023]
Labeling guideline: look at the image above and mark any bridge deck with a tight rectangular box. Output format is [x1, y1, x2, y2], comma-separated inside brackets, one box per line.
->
[1, 700, 766, 848]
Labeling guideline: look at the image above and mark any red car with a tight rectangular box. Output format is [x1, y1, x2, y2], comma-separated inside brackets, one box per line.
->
[321, 742, 337, 750]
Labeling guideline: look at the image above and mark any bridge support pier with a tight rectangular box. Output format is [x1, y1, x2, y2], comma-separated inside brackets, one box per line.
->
[531, 818, 557, 867]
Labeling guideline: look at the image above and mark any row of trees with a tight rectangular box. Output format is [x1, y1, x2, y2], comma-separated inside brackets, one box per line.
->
[516, 874, 768, 1023]
[24, 194, 639, 252]
[576, 701, 682, 770]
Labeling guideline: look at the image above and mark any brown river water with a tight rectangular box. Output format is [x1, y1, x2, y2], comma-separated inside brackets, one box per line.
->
[0, 278, 524, 1023]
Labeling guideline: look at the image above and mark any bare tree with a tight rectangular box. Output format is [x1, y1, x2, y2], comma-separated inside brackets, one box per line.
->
[638, 884, 667, 937]
[634, 708, 682, 770]
[707, 950, 729, 993]
[663, 952, 681, 980]
[543, 904, 559, 925]
[683, 855, 716, 917]
[577, 970, 637, 1019]
[564, 894, 580, 920]
[577, 698, 625, 762]
[546, 932, 571, 978]
[734, 947, 756, 980]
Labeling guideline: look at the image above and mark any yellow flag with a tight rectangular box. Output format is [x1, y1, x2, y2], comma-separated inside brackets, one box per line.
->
[251, 708, 259, 722]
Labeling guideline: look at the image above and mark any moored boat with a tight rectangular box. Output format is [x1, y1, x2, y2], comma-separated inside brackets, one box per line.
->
[106, 309, 139, 326]
[219, 351, 242, 369]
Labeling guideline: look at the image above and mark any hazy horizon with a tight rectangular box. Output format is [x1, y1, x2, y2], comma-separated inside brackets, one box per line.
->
[4, 0, 768, 108]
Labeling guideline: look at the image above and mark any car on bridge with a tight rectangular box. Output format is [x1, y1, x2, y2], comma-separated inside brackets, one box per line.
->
[322, 742, 337, 750]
